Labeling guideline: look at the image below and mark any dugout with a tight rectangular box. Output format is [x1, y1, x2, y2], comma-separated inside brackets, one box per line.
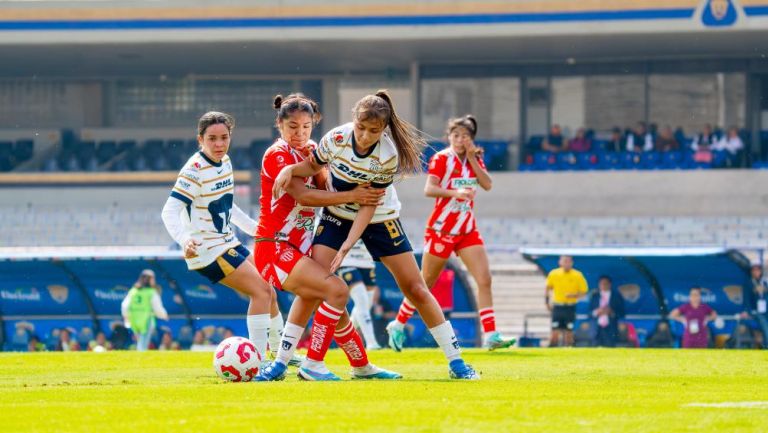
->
[522, 247, 755, 347]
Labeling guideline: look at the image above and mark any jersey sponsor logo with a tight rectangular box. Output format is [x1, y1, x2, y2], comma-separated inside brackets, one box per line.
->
[450, 201, 472, 212]
[336, 163, 370, 180]
[295, 215, 314, 231]
[178, 179, 192, 190]
[321, 213, 343, 226]
[183, 171, 200, 183]
[212, 178, 233, 191]
[47, 285, 69, 304]
[451, 178, 478, 189]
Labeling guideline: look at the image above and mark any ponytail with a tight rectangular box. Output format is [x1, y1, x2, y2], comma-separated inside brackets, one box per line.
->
[353, 89, 426, 175]
[446, 114, 478, 138]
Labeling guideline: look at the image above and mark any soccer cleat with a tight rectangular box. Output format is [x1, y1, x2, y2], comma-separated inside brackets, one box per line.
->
[351, 364, 403, 380]
[482, 332, 516, 351]
[297, 366, 342, 381]
[385, 321, 406, 352]
[268, 351, 305, 367]
[252, 361, 287, 382]
[366, 343, 383, 350]
[449, 359, 481, 380]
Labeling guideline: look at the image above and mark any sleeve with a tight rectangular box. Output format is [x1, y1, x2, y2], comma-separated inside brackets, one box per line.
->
[161, 196, 192, 247]
[170, 165, 201, 205]
[151, 292, 169, 321]
[371, 155, 398, 189]
[545, 271, 554, 288]
[312, 130, 341, 165]
[261, 148, 289, 181]
[121, 291, 131, 318]
[678, 304, 690, 316]
[579, 273, 588, 294]
[230, 203, 257, 236]
[614, 292, 626, 319]
[427, 153, 447, 180]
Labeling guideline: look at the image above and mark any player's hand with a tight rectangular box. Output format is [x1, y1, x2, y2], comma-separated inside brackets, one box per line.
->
[183, 238, 202, 258]
[272, 166, 294, 199]
[453, 188, 475, 201]
[350, 184, 385, 206]
[330, 241, 353, 273]
[466, 141, 484, 159]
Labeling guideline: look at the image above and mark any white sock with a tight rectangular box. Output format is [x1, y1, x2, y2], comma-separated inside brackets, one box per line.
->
[367, 289, 375, 305]
[350, 283, 377, 347]
[275, 322, 303, 366]
[246, 314, 270, 358]
[301, 358, 330, 374]
[429, 321, 462, 362]
[269, 311, 284, 355]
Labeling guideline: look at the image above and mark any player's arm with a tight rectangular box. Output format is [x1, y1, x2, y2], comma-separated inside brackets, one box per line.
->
[668, 308, 684, 323]
[287, 177, 384, 207]
[272, 158, 323, 199]
[545, 282, 553, 311]
[151, 292, 169, 321]
[330, 205, 376, 273]
[161, 196, 199, 259]
[230, 203, 257, 236]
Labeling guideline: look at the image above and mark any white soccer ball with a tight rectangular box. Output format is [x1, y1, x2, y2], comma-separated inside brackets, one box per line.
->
[212, 336, 261, 382]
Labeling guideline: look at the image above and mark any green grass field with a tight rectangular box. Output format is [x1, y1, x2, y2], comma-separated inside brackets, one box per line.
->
[1, 348, 767, 433]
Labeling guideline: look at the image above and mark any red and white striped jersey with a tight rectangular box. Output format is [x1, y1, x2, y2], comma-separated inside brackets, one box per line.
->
[425, 148, 486, 235]
[256, 138, 319, 254]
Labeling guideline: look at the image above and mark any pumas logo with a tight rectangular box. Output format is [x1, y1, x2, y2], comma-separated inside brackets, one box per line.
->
[723, 285, 743, 304]
[618, 284, 641, 303]
[227, 249, 239, 257]
[281, 340, 293, 351]
[47, 285, 69, 304]
[701, 0, 738, 27]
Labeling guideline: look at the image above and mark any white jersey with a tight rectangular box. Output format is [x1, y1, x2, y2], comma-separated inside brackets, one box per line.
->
[169, 151, 241, 270]
[313, 122, 401, 223]
[341, 240, 375, 269]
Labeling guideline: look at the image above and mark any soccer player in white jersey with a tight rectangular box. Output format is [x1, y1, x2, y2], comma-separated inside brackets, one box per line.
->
[160, 112, 273, 360]
[336, 240, 382, 349]
[273, 90, 479, 380]
[390, 115, 515, 350]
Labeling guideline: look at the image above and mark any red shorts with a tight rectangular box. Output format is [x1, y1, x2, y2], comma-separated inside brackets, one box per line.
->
[423, 229, 484, 259]
[253, 240, 304, 290]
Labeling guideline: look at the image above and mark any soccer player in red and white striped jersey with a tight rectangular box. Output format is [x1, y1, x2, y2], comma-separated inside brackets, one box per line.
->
[389, 115, 515, 350]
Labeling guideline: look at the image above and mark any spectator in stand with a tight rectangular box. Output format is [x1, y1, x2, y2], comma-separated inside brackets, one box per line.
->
[88, 331, 113, 351]
[713, 126, 744, 167]
[545, 255, 588, 347]
[669, 287, 717, 349]
[655, 126, 680, 152]
[190, 330, 211, 351]
[645, 321, 674, 348]
[742, 264, 768, 349]
[626, 122, 654, 152]
[157, 331, 180, 351]
[121, 269, 169, 351]
[27, 335, 45, 352]
[541, 124, 567, 153]
[606, 127, 625, 152]
[55, 328, 80, 351]
[691, 123, 719, 151]
[589, 275, 626, 347]
[567, 128, 592, 152]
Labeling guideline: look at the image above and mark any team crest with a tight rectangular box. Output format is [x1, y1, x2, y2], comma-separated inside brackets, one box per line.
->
[334, 134, 344, 144]
[344, 273, 353, 281]
[617, 284, 641, 303]
[701, 0, 738, 27]
[280, 249, 295, 263]
[47, 284, 69, 304]
[434, 243, 445, 253]
[369, 159, 382, 173]
[228, 249, 238, 257]
[723, 285, 743, 304]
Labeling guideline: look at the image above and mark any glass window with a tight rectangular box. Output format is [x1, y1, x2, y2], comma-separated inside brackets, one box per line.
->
[584, 75, 646, 134]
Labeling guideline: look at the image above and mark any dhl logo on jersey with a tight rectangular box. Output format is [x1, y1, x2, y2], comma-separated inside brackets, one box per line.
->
[336, 163, 371, 181]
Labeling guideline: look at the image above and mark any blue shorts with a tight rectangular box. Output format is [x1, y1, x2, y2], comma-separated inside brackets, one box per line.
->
[195, 244, 250, 284]
[361, 267, 377, 286]
[314, 210, 412, 261]
[337, 267, 377, 287]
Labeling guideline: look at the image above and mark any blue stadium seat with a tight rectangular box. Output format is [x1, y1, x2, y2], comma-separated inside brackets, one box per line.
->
[576, 152, 598, 170]
[533, 152, 557, 170]
[556, 152, 579, 171]
[660, 151, 684, 169]
[597, 152, 621, 169]
[14, 139, 34, 162]
[620, 151, 643, 169]
[640, 151, 660, 169]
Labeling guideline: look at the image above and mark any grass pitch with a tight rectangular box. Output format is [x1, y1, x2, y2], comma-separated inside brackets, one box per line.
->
[1, 348, 767, 433]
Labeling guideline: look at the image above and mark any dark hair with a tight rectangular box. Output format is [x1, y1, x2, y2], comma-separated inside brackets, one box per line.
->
[598, 275, 612, 283]
[352, 89, 426, 175]
[273, 93, 322, 126]
[689, 287, 702, 293]
[446, 114, 478, 139]
[197, 111, 235, 137]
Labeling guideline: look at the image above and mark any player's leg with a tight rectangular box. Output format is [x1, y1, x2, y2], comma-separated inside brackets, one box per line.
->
[218, 250, 272, 358]
[379, 251, 478, 379]
[345, 268, 379, 349]
[457, 243, 515, 350]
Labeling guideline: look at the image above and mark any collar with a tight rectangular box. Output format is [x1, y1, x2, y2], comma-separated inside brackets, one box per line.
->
[199, 151, 223, 167]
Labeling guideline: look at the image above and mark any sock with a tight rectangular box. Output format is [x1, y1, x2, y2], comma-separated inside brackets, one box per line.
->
[350, 283, 377, 347]
[275, 322, 304, 366]
[306, 302, 343, 362]
[246, 314, 270, 358]
[334, 321, 369, 367]
[269, 311, 284, 355]
[396, 299, 416, 325]
[367, 289, 375, 305]
[429, 321, 462, 362]
[479, 307, 497, 333]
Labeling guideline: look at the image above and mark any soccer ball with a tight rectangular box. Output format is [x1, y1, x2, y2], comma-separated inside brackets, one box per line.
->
[212, 336, 261, 382]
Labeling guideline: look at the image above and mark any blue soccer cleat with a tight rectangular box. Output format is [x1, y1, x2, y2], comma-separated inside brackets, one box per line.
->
[252, 361, 287, 382]
[351, 364, 403, 380]
[297, 365, 342, 381]
[385, 321, 406, 352]
[449, 359, 481, 380]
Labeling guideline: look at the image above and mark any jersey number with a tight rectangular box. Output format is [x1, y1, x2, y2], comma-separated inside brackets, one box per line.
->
[208, 194, 234, 234]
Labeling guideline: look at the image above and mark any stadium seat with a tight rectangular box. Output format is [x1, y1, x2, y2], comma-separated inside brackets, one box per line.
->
[620, 151, 643, 169]
[660, 151, 684, 169]
[640, 151, 660, 169]
[177, 325, 194, 350]
[10, 328, 30, 352]
[556, 152, 579, 171]
[14, 139, 34, 163]
[96, 141, 117, 163]
[576, 152, 599, 170]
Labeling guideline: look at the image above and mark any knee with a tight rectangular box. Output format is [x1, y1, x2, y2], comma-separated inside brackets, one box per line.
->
[325, 276, 349, 306]
[402, 280, 431, 305]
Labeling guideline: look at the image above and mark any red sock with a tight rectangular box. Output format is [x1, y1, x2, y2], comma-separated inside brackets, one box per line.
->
[479, 307, 496, 333]
[306, 302, 343, 362]
[334, 321, 369, 367]
[396, 300, 416, 325]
